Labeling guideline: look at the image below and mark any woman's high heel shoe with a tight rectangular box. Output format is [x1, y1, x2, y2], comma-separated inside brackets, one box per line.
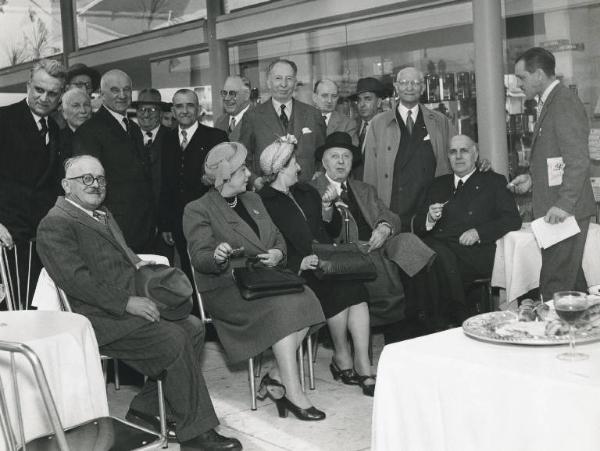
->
[329, 359, 359, 385]
[275, 396, 326, 421]
[357, 375, 376, 397]
[256, 373, 286, 401]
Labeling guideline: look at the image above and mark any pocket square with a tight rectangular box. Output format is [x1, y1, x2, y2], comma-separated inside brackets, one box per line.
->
[423, 134, 431, 141]
[302, 127, 312, 134]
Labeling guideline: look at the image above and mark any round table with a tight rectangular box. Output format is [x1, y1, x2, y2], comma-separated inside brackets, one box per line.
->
[0, 310, 109, 444]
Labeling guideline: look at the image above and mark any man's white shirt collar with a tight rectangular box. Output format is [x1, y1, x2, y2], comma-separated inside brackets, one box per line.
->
[144, 125, 160, 142]
[454, 168, 476, 188]
[325, 173, 344, 196]
[231, 105, 250, 125]
[539, 79, 560, 106]
[65, 197, 95, 218]
[272, 98, 293, 118]
[322, 111, 332, 125]
[397, 103, 419, 124]
[179, 121, 199, 144]
[104, 106, 128, 131]
[25, 98, 46, 130]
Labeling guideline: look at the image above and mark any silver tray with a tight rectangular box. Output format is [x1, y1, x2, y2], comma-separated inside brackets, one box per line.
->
[462, 311, 600, 346]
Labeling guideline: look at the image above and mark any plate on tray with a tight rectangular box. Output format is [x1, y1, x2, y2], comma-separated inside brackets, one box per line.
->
[462, 310, 600, 346]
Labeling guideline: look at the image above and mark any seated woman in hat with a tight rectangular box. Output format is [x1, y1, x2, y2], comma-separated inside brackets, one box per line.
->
[258, 136, 376, 396]
[183, 141, 326, 421]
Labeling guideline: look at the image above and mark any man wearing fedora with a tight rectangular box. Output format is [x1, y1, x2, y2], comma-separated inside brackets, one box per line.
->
[37, 155, 242, 451]
[65, 63, 100, 97]
[311, 132, 435, 341]
[349, 77, 386, 179]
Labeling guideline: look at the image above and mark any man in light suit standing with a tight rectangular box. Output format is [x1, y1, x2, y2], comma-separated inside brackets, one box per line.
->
[313, 79, 358, 145]
[239, 59, 326, 183]
[37, 155, 242, 451]
[214, 76, 251, 142]
[509, 47, 595, 300]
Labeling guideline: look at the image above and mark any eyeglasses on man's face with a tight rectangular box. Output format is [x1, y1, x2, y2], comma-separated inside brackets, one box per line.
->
[397, 80, 423, 88]
[71, 81, 92, 90]
[67, 174, 107, 187]
[137, 106, 160, 114]
[220, 90, 238, 98]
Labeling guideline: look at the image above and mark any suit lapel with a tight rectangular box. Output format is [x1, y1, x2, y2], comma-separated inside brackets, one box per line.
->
[207, 192, 266, 251]
[347, 180, 373, 226]
[259, 101, 286, 139]
[531, 83, 560, 151]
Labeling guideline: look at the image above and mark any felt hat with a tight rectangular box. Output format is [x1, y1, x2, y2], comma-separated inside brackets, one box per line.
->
[132, 88, 170, 109]
[67, 63, 101, 92]
[315, 131, 362, 167]
[348, 77, 385, 100]
[134, 264, 193, 321]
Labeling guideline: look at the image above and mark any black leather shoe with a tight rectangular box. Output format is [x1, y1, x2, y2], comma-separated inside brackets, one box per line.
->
[180, 429, 242, 451]
[357, 375, 376, 397]
[329, 359, 359, 385]
[125, 408, 177, 441]
[275, 396, 326, 421]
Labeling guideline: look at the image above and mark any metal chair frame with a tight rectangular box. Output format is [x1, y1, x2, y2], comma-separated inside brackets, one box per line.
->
[0, 243, 35, 311]
[187, 252, 315, 410]
[0, 340, 167, 451]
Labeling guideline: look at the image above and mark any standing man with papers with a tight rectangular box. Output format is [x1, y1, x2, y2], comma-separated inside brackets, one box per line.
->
[509, 47, 596, 300]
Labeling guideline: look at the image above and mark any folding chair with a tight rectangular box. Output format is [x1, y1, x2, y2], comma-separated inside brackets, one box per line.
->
[0, 242, 36, 311]
[0, 340, 167, 450]
[187, 251, 316, 410]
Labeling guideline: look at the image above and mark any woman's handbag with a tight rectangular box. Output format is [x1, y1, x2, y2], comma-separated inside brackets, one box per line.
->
[233, 257, 305, 300]
[312, 242, 377, 281]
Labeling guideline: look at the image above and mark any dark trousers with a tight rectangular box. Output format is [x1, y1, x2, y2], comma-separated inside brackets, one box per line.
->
[540, 217, 590, 301]
[1, 241, 42, 310]
[100, 315, 218, 441]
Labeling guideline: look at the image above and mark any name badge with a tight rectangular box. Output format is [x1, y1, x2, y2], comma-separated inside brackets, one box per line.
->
[547, 157, 564, 187]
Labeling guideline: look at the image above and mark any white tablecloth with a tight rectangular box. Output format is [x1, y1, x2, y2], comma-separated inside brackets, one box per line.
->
[0, 311, 109, 443]
[372, 328, 600, 451]
[491, 222, 600, 302]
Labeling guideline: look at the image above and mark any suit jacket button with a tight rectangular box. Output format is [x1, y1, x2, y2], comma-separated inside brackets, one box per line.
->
[384, 174, 389, 178]
[468, 211, 473, 215]
[387, 146, 391, 151]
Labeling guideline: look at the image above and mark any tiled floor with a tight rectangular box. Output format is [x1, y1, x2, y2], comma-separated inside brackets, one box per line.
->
[107, 333, 385, 451]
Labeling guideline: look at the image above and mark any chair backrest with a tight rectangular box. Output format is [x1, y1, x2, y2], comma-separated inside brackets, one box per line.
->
[186, 250, 211, 324]
[0, 242, 35, 311]
[0, 341, 69, 451]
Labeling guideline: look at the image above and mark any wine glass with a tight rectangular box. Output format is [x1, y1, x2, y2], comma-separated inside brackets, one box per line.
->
[553, 291, 588, 361]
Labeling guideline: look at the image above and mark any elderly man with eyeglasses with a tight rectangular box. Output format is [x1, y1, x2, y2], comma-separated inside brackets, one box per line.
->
[214, 76, 252, 141]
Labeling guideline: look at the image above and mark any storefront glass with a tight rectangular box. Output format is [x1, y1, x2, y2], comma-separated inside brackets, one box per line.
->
[76, 0, 206, 49]
[0, 0, 63, 70]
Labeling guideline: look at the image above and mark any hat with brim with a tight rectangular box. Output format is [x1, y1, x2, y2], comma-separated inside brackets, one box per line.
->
[67, 63, 101, 92]
[315, 131, 362, 168]
[131, 88, 170, 109]
[348, 77, 385, 101]
[134, 264, 193, 321]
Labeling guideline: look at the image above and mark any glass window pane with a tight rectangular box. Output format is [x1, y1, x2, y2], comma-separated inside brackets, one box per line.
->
[0, 0, 63, 70]
[76, 0, 206, 49]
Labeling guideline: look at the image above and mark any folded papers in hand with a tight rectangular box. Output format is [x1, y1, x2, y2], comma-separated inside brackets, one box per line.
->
[530, 216, 580, 249]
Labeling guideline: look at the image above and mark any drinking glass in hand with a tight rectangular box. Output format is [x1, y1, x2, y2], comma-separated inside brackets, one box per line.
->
[553, 291, 588, 361]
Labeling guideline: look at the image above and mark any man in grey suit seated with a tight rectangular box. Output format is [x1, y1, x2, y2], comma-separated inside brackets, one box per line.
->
[36, 155, 242, 451]
[310, 132, 435, 342]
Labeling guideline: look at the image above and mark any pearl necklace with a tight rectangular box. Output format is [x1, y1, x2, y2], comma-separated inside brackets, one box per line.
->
[226, 196, 238, 208]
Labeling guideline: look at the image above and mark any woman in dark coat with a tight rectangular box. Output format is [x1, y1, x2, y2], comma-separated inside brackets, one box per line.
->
[183, 142, 326, 420]
[258, 138, 375, 396]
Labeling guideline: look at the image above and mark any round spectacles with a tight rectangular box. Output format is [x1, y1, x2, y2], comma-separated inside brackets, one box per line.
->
[71, 81, 92, 89]
[137, 106, 160, 114]
[397, 80, 423, 88]
[220, 90, 238, 98]
[67, 174, 107, 187]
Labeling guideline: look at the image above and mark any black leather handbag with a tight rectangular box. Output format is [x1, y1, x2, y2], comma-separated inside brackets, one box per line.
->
[233, 258, 305, 301]
[312, 242, 377, 281]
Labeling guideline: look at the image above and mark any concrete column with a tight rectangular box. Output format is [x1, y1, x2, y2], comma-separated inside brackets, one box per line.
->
[206, 0, 229, 118]
[59, 0, 77, 67]
[473, 0, 508, 176]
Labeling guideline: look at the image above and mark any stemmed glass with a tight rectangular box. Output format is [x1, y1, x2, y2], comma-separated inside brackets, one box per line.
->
[553, 291, 588, 361]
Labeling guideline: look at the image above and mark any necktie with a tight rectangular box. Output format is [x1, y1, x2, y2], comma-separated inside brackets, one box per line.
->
[145, 131, 153, 147]
[406, 110, 414, 136]
[39, 117, 48, 145]
[340, 183, 349, 203]
[228, 116, 236, 134]
[323, 113, 329, 126]
[92, 210, 107, 225]
[181, 129, 188, 150]
[358, 121, 368, 150]
[454, 179, 464, 195]
[280, 104, 289, 130]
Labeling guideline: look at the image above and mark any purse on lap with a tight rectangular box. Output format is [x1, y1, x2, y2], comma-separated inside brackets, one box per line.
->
[312, 242, 377, 281]
[233, 258, 305, 301]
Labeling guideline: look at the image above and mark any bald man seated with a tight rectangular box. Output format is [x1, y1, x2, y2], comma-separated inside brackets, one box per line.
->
[413, 135, 522, 326]
[36, 155, 242, 451]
